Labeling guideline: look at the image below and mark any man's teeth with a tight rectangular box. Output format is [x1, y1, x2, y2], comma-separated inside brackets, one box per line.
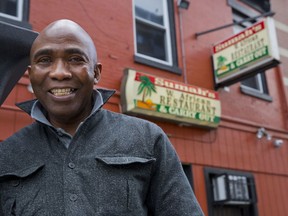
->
[50, 88, 74, 96]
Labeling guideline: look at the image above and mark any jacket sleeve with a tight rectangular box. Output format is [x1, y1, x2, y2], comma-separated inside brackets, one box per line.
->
[146, 126, 204, 216]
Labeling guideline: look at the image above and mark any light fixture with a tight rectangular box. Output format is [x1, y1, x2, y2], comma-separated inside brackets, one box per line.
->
[256, 127, 272, 140]
[178, 0, 190, 9]
[266, 133, 272, 141]
[273, 139, 283, 148]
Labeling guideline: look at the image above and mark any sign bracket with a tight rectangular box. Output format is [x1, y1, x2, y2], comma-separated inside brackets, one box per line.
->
[195, 11, 275, 38]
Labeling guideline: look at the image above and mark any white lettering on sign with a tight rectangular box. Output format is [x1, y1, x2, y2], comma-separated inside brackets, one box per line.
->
[155, 78, 217, 99]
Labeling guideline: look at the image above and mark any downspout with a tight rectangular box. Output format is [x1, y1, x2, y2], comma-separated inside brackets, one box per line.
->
[178, 8, 188, 84]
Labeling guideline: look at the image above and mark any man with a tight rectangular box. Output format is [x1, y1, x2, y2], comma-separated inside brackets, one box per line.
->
[0, 19, 204, 215]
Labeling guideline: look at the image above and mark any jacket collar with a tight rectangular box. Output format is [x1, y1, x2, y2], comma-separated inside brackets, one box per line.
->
[16, 88, 116, 115]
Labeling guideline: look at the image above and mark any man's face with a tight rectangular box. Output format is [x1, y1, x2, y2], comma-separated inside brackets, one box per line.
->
[28, 26, 100, 124]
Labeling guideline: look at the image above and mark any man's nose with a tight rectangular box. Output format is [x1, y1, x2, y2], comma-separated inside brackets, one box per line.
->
[49, 60, 72, 80]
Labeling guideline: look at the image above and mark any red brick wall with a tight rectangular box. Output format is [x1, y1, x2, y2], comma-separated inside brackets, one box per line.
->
[1, 0, 288, 215]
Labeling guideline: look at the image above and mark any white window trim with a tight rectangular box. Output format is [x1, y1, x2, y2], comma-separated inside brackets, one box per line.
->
[241, 73, 265, 93]
[133, 0, 173, 66]
[0, 0, 23, 21]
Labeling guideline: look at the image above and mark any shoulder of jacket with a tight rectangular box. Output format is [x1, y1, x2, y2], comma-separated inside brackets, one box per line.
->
[2, 123, 39, 144]
[0, 123, 46, 177]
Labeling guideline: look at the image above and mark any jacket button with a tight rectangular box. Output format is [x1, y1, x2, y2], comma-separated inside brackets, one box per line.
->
[68, 162, 75, 169]
[70, 194, 78, 201]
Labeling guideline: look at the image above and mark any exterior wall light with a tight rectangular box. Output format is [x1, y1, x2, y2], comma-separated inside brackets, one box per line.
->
[178, 0, 190, 9]
[273, 139, 283, 148]
[256, 127, 272, 140]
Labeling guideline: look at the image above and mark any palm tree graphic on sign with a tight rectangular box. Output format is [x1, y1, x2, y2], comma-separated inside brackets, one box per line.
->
[216, 55, 228, 74]
[136, 75, 157, 109]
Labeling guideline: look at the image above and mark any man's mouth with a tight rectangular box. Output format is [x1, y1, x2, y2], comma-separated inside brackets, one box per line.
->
[50, 88, 76, 96]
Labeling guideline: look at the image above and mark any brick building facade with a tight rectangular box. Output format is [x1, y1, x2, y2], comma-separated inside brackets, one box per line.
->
[1, 0, 288, 215]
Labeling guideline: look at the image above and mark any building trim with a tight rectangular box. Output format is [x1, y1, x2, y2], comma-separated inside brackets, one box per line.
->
[283, 77, 288, 86]
[275, 20, 288, 33]
[279, 47, 288, 58]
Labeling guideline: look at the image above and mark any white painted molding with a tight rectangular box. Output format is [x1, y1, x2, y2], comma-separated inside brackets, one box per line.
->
[283, 77, 288, 86]
[279, 47, 288, 58]
[275, 20, 288, 33]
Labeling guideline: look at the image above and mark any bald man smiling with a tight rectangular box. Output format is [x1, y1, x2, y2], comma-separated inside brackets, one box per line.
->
[0, 19, 204, 216]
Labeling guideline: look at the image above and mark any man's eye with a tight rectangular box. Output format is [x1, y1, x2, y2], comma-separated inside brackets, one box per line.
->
[37, 57, 51, 64]
[69, 56, 84, 63]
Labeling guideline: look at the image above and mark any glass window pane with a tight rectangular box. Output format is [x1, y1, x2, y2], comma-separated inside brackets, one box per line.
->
[242, 76, 259, 89]
[135, 0, 164, 25]
[136, 21, 166, 61]
[0, 0, 18, 16]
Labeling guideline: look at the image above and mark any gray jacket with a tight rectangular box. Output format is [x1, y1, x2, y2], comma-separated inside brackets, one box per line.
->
[0, 89, 204, 215]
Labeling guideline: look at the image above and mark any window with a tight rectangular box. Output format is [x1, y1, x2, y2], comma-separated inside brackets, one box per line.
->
[241, 71, 270, 98]
[229, 0, 272, 101]
[133, 0, 181, 74]
[213, 174, 250, 204]
[0, 0, 23, 21]
[205, 167, 258, 216]
[0, 0, 30, 29]
[182, 164, 194, 190]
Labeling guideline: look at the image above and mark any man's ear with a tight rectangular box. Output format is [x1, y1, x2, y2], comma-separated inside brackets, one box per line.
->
[27, 65, 31, 75]
[26, 66, 34, 93]
[94, 63, 102, 84]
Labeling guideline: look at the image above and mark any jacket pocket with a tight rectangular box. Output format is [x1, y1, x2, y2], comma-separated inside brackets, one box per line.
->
[0, 164, 45, 216]
[95, 156, 155, 213]
[96, 156, 155, 165]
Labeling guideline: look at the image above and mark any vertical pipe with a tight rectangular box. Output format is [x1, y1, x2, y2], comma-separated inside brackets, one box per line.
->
[178, 8, 188, 84]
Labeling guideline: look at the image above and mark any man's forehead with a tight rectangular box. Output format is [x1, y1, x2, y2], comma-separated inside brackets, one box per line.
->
[30, 19, 97, 61]
[31, 31, 90, 56]
[32, 46, 89, 59]
[36, 27, 88, 45]
[32, 20, 89, 48]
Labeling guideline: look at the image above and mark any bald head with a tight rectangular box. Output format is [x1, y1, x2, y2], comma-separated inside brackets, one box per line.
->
[31, 19, 97, 64]
[27, 19, 102, 131]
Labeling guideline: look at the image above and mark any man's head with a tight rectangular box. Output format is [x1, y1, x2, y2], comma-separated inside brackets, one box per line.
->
[28, 19, 101, 126]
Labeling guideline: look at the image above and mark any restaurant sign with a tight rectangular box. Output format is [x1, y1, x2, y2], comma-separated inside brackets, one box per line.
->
[121, 69, 221, 128]
[212, 17, 280, 89]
